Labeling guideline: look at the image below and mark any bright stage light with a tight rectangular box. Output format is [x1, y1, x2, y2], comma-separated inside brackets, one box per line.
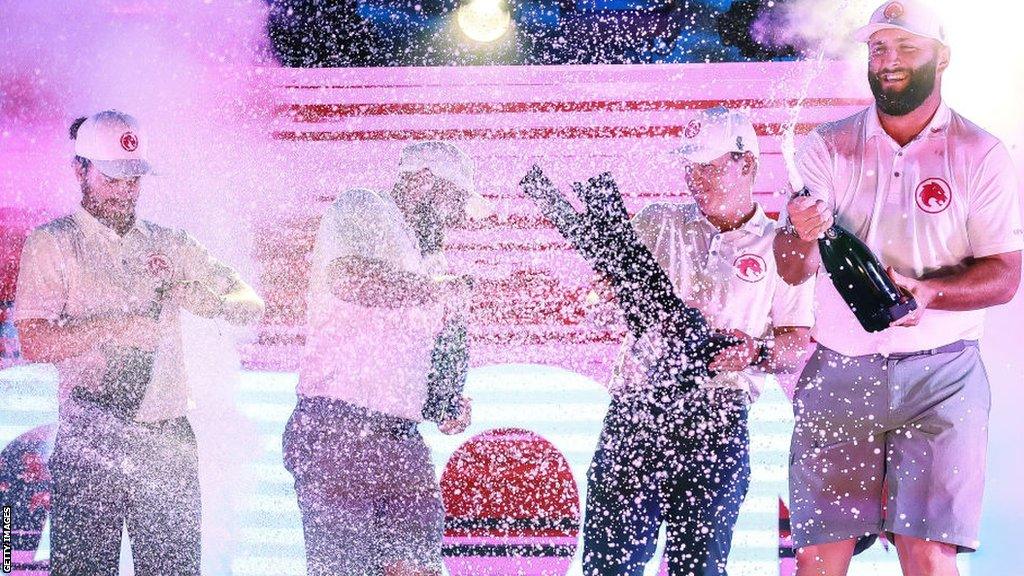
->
[456, 0, 511, 44]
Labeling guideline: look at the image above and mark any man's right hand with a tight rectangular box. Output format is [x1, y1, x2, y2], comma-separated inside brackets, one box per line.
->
[787, 195, 833, 242]
[435, 274, 474, 305]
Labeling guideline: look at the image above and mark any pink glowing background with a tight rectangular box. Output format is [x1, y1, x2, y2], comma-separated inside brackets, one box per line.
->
[1, 1, 1022, 575]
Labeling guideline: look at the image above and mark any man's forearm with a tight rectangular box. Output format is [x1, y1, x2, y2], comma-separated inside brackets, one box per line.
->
[773, 230, 820, 286]
[764, 326, 812, 374]
[15, 315, 125, 363]
[918, 252, 1021, 311]
[330, 257, 441, 308]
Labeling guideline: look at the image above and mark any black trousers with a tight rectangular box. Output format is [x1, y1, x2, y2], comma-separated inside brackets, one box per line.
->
[48, 402, 201, 576]
[583, 388, 751, 576]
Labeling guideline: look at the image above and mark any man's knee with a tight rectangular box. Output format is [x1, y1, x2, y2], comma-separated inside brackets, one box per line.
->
[894, 535, 957, 575]
[794, 540, 856, 576]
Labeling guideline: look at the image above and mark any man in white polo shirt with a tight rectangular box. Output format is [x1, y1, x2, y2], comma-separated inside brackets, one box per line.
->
[13, 110, 265, 575]
[283, 141, 491, 576]
[775, 1, 1023, 574]
[583, 106, 814, 576]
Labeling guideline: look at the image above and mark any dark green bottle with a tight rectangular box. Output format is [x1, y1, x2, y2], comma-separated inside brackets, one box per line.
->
[806, 189, 917, 332]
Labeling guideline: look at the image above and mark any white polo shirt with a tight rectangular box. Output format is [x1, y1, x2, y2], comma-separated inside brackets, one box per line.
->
[797, 103, 1024, 356]
[611, 202, 815, 401]
[14, 208, 244, 422]
[298, 188, 445, 421]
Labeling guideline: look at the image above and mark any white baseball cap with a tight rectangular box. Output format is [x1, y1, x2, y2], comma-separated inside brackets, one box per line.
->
[853, 0, 948, 45]
[73, 110, 152, 179]
[398, 140, 493, 220]
[673, 106, 760, 163]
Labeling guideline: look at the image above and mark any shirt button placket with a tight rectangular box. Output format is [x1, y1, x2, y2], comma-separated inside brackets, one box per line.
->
[708, 235, 720, 268]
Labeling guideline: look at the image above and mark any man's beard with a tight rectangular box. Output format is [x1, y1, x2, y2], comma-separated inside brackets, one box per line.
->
[82, 184, 136, 231]
[868, 56, 939, 116]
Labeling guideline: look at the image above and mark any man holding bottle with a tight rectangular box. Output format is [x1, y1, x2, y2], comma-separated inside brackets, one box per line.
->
[775, 1, 1023, 574]
[582, 106, 814, 575]
[14, 110, 265, 575]
[284, 141, 490, 576]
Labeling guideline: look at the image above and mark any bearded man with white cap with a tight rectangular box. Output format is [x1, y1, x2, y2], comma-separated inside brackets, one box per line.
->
[582, 106, 814, 576]
[13, 110, 265, 574]
[284, 140, 491, 576]
[774, 1, 1023, 574]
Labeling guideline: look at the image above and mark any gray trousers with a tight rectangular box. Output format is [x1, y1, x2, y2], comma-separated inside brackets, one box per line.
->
[48, 402, 201, 576]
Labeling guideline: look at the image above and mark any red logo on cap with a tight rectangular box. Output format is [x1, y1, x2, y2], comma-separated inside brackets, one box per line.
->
[884, 2, 904, 21]
[120, 131, 139, 152]
[147, 252, 173, 281]
[684, 119, 702, 139]
[916, 178, 952, 214]
[734, 254, 767, 282]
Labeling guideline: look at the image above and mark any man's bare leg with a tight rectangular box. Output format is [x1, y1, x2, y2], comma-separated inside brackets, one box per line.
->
[795, 539, 857, 576]
[893, 535, 958, 576]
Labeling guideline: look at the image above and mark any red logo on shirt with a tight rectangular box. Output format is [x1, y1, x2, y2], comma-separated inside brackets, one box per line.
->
[915, 178, 952, 214]
[147, 252, 173, 281]
[883, 2, 904, 21]
[684, 119, 702, 139]
[120, 131, 139, 152]
[734, 254, 767, 282]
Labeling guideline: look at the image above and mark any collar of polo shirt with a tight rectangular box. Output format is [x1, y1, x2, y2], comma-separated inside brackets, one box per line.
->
[866, 101, 953, 142]
[74, 206, 145, 242]
[688, 202, 775, 236]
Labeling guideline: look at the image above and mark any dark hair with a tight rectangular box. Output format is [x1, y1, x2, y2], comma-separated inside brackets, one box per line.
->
[70, 117, 91, 173]
[68, 116, 87, 140]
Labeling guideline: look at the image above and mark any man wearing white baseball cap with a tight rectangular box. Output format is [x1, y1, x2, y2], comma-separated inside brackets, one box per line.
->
[284, 140, 490, 575]
[14, 110, 265, 575]
[775, 1, 1022, 574]
[583, 106, 814, 575]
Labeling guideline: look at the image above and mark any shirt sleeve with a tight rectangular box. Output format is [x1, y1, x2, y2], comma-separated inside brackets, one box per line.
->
[967, 142, 1024, 258]
[792, 129, 836, 210]
[13, 230, 67, 322]
[630, 203, 661, 243]
[177, 231, 243, 295]
[630, 203, 671, 263]
[769, 273, 815, 329]
[317, 190, 398, 266]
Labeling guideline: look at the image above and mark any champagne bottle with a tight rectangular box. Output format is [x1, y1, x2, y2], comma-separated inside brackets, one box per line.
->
[798, 188, 917, 332]
[520, 166, 741, 393]
[422, 320, 468, 423]
[72, 288, 165, 420]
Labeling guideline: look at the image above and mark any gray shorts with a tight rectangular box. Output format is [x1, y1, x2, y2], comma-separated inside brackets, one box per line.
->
[282, 396, 444, 576]
[789, 342, 990, 553]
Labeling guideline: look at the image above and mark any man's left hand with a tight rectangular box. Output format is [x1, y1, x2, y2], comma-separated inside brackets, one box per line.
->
[438, 397, 472, 435]
[709, 329, 759, 373]
[887, 267, 938, 327]
[165, 280, 225, 319]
